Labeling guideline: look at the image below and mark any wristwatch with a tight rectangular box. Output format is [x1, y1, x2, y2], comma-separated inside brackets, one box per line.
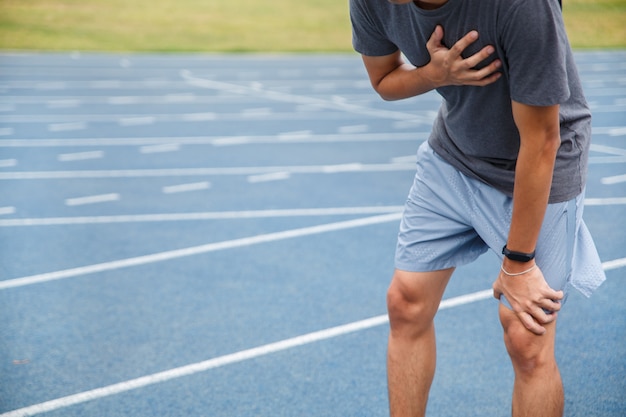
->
[502, 245, 535, 263]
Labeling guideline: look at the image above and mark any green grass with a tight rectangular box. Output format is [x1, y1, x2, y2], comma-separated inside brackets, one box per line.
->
[562, 0, 626, 49]
[0, 0, 624, 52]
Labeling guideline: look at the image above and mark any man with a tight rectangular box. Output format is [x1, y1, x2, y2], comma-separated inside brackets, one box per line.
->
[349, 0, 605, 416]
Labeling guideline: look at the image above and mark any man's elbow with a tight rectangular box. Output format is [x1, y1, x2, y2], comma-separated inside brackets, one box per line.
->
[371, 83, 402, 101]
[535, 129, 561, 160]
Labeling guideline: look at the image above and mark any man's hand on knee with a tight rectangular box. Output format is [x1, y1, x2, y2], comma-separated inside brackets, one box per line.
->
[492, 264, 564, 335]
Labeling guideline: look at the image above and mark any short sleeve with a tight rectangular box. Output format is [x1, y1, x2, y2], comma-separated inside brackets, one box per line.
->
[350, 0, 399, 57]
[500, 0, 570, 105]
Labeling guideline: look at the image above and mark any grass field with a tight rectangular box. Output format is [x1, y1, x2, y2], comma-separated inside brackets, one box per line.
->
[0, 0, 624, 52]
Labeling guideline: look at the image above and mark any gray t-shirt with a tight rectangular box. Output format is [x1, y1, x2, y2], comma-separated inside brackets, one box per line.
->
[350, 0, 591, 203]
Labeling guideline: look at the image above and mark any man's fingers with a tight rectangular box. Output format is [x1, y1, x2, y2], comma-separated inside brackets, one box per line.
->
[519, 312, 547, 335]
[542, 297, 562, 313]
[492, 280, 503, 300]
[467, 70, 501, 86]
[463, 45, 498, 68]
[426, 25, 444, 51]
[548, 289, 565, 301]
[532, 306, 559, 325]
[450, 30, 479, 57]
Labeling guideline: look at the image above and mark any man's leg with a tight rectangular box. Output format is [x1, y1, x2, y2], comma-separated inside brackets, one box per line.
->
[386, 267, 454, 417]
[499, 304, 564, 417]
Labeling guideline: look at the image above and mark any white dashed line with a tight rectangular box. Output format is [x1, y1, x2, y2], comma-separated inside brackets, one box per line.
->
[91, 80, 121, 89]
[57, 151, 104, 162]
[0, 159, 17, 168]
[0, 128, 14, 136]
[337, 124, 369, 134]
[46, 99, 81, 109]
[35, 82, 66, 90]
[390, 155, 416, 164]
[0, 206, 405, 227]
[608, 127, 626, 136]
[65, 193, 120, 206]
[48, 122, 87, 132]
[0, 213, 403, 290]
[601, 174, 626, 185]
[139, 143, 180, 154]
[247, 172, 291, 183]
[162, 181, 211, 194]
[108, 96, 140, 105]
[0, 206, 16, 216]
[278, 130, 312, 140]
[322, 163, 364, 173]
[241, 108, 272, 117]
[0, 132, 423, 148]
[180, 113, 216, 121]
[118, 116, 156, 126]
[163, 93, 196, 103]
[0, 162, 416, 180]
[584, 197, 626, 206]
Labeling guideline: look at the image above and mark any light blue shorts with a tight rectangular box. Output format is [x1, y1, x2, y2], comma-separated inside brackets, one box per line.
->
[395, 142, 605, 301]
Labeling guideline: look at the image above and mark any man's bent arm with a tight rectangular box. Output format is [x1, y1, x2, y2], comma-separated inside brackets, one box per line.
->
[493, 101, 564, 335]
[507, 101, 560, 258]
[362, 26, 501, 101]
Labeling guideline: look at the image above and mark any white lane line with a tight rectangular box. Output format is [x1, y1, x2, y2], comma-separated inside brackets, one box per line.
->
[0, 206, 16, 216]
[0, 206, 405, 227]
[91, 80, 121, 89]
[46, 99, 81, 109]
[180, 70, 433, 124]
[35, 81, 66, 90]
[323, 163, 363, 173]
[590, 144, 626, 156]
[247, 172, 291, 183]
[608, 127, 626, 136]
[65, 193, 120, 207]
[0, 213, 402, 290]
[0, 163, 416, 180]
[603, 257, 626, 271]
[57, 151, 104, 162]
[180, 113, 216, 121]
[0, 289, 493, 417]
[589, 156, 626, 164]
[277, 130, 312, 140]
[0, 159, 17, 168]
[162, 181, 211, 194]
[337, 124, 369, 134]
[1, 256, 624, 417]
[118, 116, 156, 126]
[391, 155, 416, 164]
[590, 126, 626, 136]
[107, 96, 139, 105]
[584, 197, 626, 206]
[47, 122, 87, 132]
[0, 132, 423, 148]
[241, 107, 272, 117]
[0, 128, 14, 136]
[163, 93, 196, 103]
[601, 174, 626, 185]
[39, 196, 616, 220]
[139, 143, 180, 154]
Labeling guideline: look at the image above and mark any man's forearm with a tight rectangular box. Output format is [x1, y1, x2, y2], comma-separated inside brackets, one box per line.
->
[371, 61, 438, 101]
[505, 102, 561, 269]
[362, 26, 502, 102]
[506, 141, 558, 255]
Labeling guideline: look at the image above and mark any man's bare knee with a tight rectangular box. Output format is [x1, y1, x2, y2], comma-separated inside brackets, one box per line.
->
[387, 269, 453, 338]
[500, 305, 557, 376]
